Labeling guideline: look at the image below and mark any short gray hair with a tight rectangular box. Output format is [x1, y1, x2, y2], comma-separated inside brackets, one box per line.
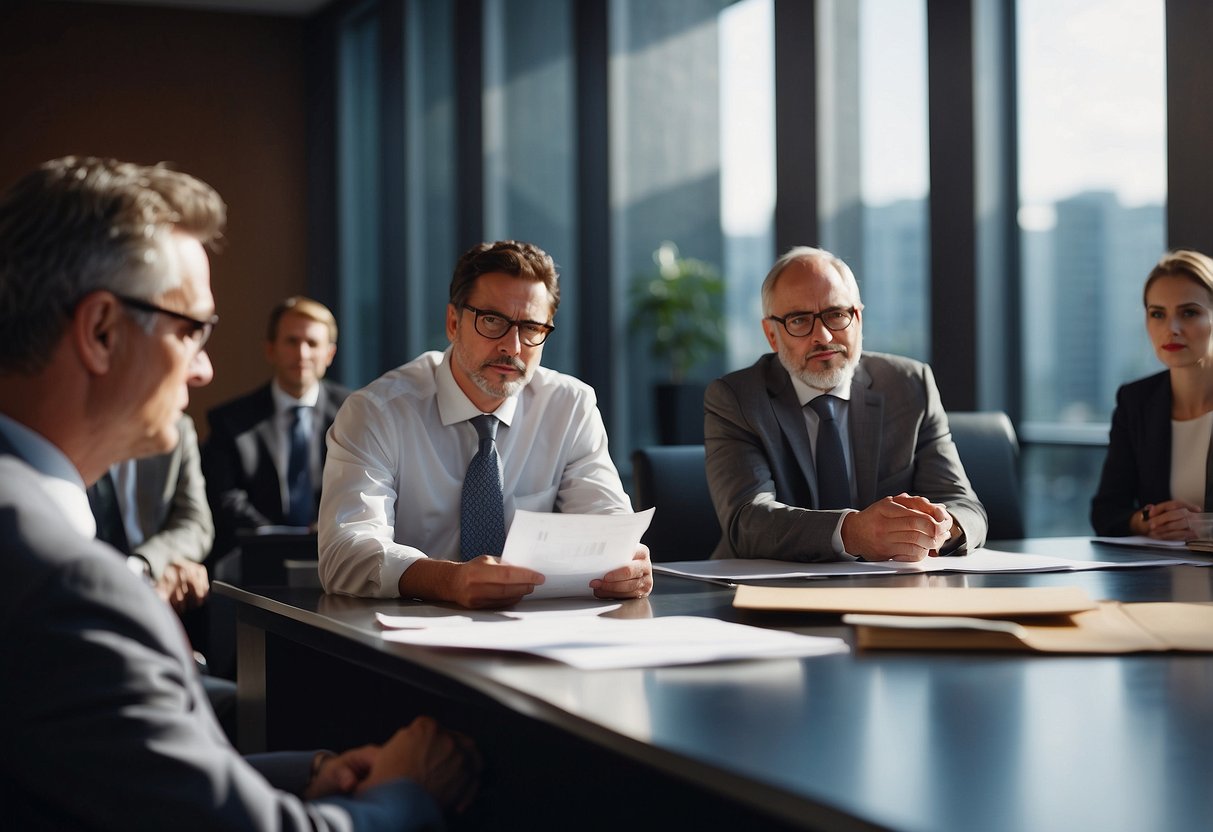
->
[0, 156, 226, 374]
[760, 246, 860, 315]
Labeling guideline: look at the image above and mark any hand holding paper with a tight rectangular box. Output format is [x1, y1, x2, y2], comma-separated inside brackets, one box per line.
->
[501, 508, 655, 599]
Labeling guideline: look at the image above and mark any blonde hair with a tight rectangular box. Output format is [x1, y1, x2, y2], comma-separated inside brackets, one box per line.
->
[267, 296, 338, 343]
[1143, 249, 1213, 306]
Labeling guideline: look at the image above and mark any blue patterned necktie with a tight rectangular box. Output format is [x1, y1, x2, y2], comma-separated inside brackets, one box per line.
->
[88, 471, 130, 553]
[808, 395, 851, 510]
[286, 406, 313, 526]
[460, 414, 506, 561]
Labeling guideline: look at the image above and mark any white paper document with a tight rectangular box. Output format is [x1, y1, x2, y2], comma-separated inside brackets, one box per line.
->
[501, 508, 655, 599]
[375, 602, 624, 629]
[654, 546, 1206, 583]
[380, 614, 848, 670]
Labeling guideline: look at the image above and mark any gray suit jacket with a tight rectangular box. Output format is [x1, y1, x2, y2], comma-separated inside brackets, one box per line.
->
[704, 351, 987, 560]
[129, 414, 214, 578]
[0, 445, 440, 830]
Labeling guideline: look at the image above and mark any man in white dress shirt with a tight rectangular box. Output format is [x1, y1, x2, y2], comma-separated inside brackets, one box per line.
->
[319, 240, 653, 607]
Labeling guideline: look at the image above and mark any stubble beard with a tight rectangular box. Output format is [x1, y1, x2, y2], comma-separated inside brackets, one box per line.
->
[453, 338, 533, 401]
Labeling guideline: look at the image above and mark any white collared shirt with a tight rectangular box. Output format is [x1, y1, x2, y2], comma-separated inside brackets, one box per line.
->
[0, 413, 96, 538]
[319, 349, 632, 597]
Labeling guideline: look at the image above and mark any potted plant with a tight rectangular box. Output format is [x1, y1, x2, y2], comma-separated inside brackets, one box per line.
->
[629, 242, 725, 444]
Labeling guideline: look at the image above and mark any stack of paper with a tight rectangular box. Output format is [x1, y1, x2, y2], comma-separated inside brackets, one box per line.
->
[378, 612, 848, 670]
[729, 584, 1213, 653]
[500, 508, 654, 599]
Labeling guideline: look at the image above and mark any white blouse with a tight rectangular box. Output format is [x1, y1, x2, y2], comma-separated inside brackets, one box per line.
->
[1171, 410, 1213, 508]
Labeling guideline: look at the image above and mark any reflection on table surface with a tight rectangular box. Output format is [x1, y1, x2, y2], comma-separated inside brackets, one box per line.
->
[222, 537, 1213, 832]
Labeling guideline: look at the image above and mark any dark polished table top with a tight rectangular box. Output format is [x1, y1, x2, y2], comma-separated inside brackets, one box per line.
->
[220, 538, 1213, 832]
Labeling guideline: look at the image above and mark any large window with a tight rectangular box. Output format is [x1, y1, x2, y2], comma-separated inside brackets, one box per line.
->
[720, 0, 776, 370]
[403, 0, 458, 358]
[1016, 0, 1166, 534]
[336, 4, 382, 386]
[610, 0, 775, 450]
[818, 0, 930, 361]
[483, 0, 577, 373]
[327, 0, 1184, 538]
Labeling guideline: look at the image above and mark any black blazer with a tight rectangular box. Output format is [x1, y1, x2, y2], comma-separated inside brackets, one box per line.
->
[1090, 371, 1213, 535]
[202, 380, 349, 559]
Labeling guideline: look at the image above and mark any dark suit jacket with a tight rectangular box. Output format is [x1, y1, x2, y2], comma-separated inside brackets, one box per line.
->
[1090, 371, 1213, 535]
[704, 351, 988, 560]
[203, 380, 349, 558]
[0, 442, 439, 830]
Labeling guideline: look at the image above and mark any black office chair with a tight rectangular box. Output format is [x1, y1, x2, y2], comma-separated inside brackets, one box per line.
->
[947, 411, 1026, 540]
[631, 445, 721, 562]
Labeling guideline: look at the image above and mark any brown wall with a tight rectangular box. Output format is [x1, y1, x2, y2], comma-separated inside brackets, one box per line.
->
[0, 1, 311, 433]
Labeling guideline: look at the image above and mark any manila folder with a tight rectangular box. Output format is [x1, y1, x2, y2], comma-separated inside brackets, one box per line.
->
[844, 602, 1213, 653]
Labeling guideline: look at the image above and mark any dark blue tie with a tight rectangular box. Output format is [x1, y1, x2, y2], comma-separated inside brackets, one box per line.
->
[88, 471, 131, 553]
[460, 415, 505, 561]
[286, 406, 312, 526]
[808, 396, 851, 510]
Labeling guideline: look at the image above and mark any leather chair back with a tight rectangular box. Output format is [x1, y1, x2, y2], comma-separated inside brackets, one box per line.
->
[947, 411, 1025, 540]
[631, 445, 720, 562]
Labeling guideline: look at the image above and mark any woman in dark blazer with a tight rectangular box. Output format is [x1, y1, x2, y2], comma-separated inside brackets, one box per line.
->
[1091, 249, 1213, 538]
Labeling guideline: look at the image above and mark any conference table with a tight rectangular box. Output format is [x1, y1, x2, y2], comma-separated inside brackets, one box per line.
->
[217, 538, 1213, 832]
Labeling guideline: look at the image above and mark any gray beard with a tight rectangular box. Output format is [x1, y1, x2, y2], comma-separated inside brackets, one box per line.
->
[780, 348, 860, 392]
[470, 368, 529, 400]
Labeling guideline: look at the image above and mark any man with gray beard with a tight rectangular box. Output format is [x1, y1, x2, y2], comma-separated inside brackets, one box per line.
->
[705, 246, 987, 562]
[319, 240, 653, 606]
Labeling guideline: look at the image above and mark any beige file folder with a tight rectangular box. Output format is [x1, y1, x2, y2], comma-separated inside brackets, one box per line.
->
[844, 602, 1213, 653]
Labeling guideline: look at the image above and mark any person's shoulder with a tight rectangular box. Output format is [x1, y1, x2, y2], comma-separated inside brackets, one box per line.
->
[854, 351, 929, 389]
[206, 383, 273, 431]
[715, 352, 779, 390]
[1117, 370, 1169, 401]
[0, 458, 136, 612]
[528, 364, 597, 404]
[350, 351, 445, 410]
[860, 351, 927, 376]
[321, 378, 353, 405]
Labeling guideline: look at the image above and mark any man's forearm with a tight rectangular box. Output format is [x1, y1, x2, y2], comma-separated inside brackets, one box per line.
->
[397, 558, 455, 602]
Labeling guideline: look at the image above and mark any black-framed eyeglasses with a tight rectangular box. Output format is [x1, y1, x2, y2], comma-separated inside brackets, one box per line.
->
[766, 307, 857, 338]
[462, 304, 555, 346]
[115, 294, 218, 349]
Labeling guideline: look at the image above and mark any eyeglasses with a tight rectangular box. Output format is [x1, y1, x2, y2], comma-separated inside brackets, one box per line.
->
[766, 307, 857, 338]
[462, 304, 555, 346]
[115, 294, 218, 349]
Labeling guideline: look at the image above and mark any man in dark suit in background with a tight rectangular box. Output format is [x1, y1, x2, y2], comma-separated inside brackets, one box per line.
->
[203, 296, 350, 560]
[705, 245, 987, 563]
[0, 156, 476, 829]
